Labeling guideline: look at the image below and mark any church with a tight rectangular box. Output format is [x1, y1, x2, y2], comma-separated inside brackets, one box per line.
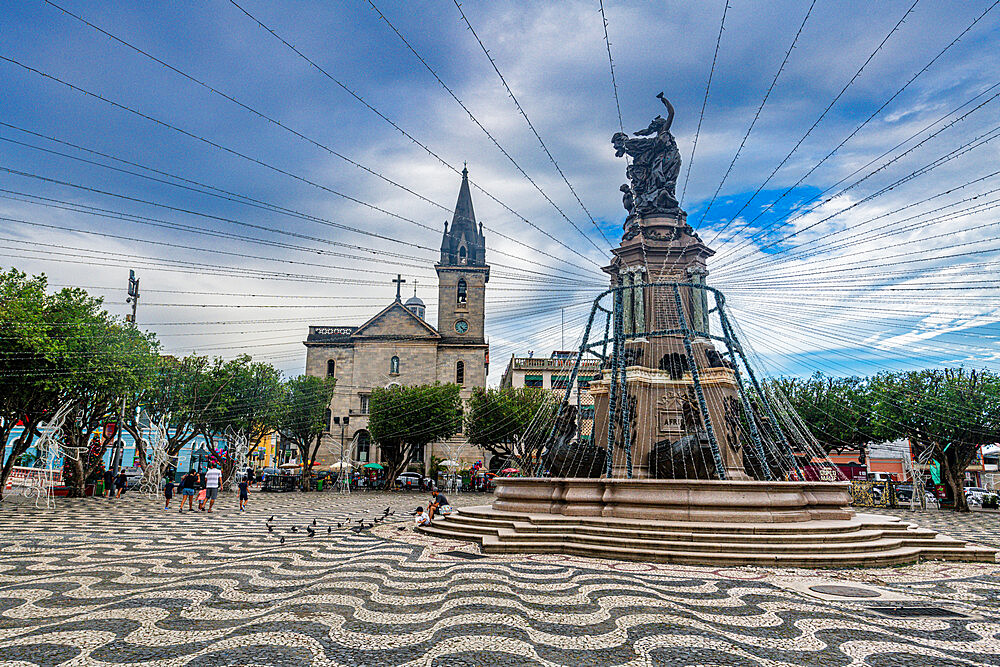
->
[303, 167, 489, 475]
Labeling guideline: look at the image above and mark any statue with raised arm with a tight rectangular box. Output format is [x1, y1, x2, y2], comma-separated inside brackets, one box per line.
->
[612, 92, 684, 220]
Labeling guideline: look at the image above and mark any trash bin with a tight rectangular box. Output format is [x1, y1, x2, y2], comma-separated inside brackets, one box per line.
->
[96, 481, 104, 496]
[316, 479, 324, 492]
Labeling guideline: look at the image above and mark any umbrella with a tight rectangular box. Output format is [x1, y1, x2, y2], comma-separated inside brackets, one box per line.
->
[499, 468, 520, 475]
[362, 463, 384, 470]
[329, 461, 353, 470]
[438, 460, 459, 468]
[278, 462, 302, 469]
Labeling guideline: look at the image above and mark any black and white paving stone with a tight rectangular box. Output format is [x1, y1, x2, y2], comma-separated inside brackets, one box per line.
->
[1, 491, 999, 666]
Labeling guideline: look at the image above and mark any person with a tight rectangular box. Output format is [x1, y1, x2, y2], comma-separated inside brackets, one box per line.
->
[179, 470, 198, 512]
[204, 463, 222, 513]
[103, 467, 114, 498]
[237, 476, 250, 511]
[246, 467, 255, 489]
[114, 470, 127, 498]
[413, 506, 430, 527]
[196, 469, 207, 511]
[428, 489, 453, 523]
[163, 477, 175, 510]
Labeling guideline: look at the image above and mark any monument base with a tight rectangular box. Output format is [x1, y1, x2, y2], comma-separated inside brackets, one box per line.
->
[418, 478, 996, 567]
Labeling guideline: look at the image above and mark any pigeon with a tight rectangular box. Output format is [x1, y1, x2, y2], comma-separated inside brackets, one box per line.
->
[268, 516, 274, 523]
[396, 526, 406, 532]
[312, 519, 317, 527]
[384, 506, 391, 514]
[307, 526, 315, 537]
[337, 522, 342, 529]
[267, 525, 273, 533]
[327, 526, 332, 534]
[290, 526, 298, 533]
[280, 536, 285, 545]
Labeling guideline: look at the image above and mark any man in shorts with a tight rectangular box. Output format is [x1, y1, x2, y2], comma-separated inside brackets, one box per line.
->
[204, 463, 222, 513]
[179, 470, 198, 512]
[427, 489, 452, 523]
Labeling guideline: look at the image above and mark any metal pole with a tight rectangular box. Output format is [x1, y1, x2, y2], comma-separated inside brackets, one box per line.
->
[672, 284, 727, 480]
[111, 270, 140, 476]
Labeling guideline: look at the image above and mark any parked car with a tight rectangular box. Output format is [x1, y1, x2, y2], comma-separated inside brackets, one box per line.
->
[965, 487, 991, 506]
[894, 484, 939, 506]
[395, 472, 425, 490]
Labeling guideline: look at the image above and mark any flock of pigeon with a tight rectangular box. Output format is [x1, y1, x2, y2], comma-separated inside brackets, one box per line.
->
[265, 506, 398, 545]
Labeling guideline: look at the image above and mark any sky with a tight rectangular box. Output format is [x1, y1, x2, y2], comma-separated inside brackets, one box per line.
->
[2, 0, 1000, 384]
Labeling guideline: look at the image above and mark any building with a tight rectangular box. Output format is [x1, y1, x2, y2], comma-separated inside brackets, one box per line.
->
[303, 167, 489, 473]
[500, 351, 603, 445]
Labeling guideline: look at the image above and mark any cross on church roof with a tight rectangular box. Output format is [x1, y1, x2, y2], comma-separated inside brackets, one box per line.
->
[392, 274, 406, 302]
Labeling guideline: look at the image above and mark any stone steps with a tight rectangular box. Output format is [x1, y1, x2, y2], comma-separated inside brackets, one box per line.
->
[419, 507, 997, 567]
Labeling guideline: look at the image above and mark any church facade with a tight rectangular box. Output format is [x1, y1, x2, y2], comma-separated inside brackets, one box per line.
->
[303, 167, 489, 474]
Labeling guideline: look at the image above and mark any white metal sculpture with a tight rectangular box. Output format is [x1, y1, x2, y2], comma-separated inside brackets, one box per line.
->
[19, 402, 74, 508]
[139, 419, 174, 498]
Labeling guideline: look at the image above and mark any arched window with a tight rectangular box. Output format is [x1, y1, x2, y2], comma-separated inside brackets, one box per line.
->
[457, 278, 467, 304]
[326, 359, 336, 378]
[390, 356, 400, 374]
[456, 360, 465, 385]
[459, 246, 468, 264]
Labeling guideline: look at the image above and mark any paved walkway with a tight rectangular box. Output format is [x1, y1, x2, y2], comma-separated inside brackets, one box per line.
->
[1, 491, 999, 666]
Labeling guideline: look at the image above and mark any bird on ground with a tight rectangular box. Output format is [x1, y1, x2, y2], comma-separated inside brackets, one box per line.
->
[290, 526, 298, 533]
[268, 516, 274, 523]
[280, 536, 285, 545]
[267, 525, 273, 533]
[307, 526, 315, 537]
[396, 526, 406, 532]
[312, 519, 317, 527]
[384, 506, 390, 514]
[337, 522, 342, 528]
[327, 526, 332, 534]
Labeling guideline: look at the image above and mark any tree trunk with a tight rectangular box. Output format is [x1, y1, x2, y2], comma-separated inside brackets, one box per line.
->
[64, 453, 86, 498]
[942, 450, 969, 512]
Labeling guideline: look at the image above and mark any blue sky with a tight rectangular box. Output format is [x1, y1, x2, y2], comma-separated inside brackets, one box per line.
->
[2, 0, 999, 382]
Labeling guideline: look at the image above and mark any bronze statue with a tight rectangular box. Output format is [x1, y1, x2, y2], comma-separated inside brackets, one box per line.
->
[613, 92, 684, 220]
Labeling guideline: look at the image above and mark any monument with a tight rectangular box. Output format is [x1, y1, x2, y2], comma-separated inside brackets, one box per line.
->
[419, 95, 995, 567]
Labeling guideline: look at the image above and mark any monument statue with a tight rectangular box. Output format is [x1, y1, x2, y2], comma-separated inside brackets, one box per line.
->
[612, 92, 684, 220]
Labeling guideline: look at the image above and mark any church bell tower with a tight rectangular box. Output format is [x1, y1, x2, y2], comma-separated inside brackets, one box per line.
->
[437, 166, 489, 344]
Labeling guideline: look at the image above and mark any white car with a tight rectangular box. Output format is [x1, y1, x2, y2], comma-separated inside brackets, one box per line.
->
[965, 487, 991, 505]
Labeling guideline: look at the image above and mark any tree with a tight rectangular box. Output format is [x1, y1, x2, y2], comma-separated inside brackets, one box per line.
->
[772, 373, 878, 456]
[120, 354, 216, 482]
[465, 386, 558, 469]
[369, 383, 462, 485]
[871, 369, 1000, 512]
[276, 375, 336, 489]
[0, 270, 61, 498]
[53, 291, 158, 497]
[195, 355, 283, 486]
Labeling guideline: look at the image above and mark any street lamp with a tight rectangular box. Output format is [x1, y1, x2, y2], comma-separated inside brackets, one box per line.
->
[333, 416, 349, 491]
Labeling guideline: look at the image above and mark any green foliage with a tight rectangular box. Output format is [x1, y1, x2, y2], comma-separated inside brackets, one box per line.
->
[0, 268, 160, 496]
[464, 386, 556, 460]
[870, 368, 1000, 512]
[369, 383, 462, 483]
[772, 373, 878, 453]
[276, 374, 336, 488]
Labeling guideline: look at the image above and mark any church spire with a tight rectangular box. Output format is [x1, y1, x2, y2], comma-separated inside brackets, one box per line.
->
[452, 164, 476, 230]
[440, 164, 485, 266]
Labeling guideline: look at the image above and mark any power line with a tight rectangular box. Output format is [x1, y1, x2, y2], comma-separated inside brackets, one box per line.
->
[449, 0, 613, 250]
[693, 0, 816, 225]
[699, 0, 921, 230]
[0, 54, 606, 273]
[710, 0, 1000, 240]
[680, 0, 729, 206]
[225, 0, 608, 267]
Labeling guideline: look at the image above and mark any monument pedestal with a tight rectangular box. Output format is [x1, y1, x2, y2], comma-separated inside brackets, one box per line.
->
[592, 212, 749, 480]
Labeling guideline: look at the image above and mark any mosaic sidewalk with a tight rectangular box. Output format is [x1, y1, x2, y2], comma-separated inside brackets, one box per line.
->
[1, 490, 999, 666]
